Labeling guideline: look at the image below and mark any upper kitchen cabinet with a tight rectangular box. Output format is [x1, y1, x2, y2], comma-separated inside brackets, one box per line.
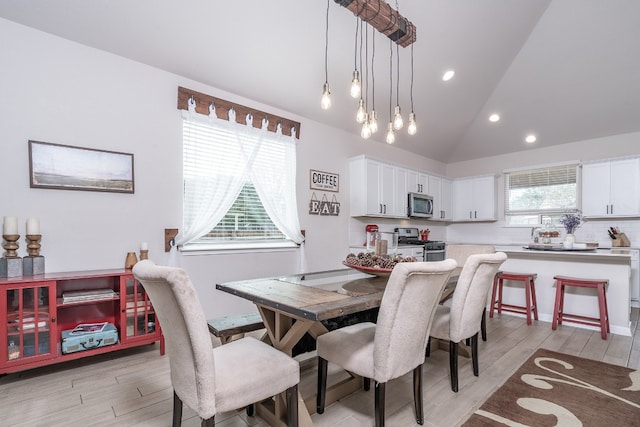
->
[582, 157, 640, 218]
[407, 170, 429, 194]
[452, 175, 497, 221]
[350, 156, 398, 218]
[428, 175, 453, 221]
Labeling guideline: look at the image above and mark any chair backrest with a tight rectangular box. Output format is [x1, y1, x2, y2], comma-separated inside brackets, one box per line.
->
[445, 244, 495, 274]
[448, 252, 507, 342]
[132, 260, 217, 419]
[374, 259, 457, 382]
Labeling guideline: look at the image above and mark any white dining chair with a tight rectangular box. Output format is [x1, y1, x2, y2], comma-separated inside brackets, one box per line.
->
[428, 252, 507, 392]
[316, 259, 457, 427]
[133, 260, 300, 427]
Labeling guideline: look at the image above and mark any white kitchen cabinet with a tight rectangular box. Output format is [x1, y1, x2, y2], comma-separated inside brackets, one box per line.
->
[407, 170, 429, 194]
[394, 167, 409, 217]
[582, 158, 640, 217]
[429, 175, 453, 221]
[350, 157, 397, 217]
[452, 175, 497, 221]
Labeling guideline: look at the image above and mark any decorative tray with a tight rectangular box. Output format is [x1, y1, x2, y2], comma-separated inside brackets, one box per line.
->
[523, 245, 596, 252]
[342, 262, 393, 277]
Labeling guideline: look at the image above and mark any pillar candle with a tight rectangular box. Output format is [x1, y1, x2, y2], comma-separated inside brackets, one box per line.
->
[140, 242, 148, 251]
[3, 216, 18, 235]
[26, 218, 40, 235]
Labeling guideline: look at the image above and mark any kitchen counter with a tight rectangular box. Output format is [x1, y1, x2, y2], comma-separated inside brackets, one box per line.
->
[492, 244, 633, 336]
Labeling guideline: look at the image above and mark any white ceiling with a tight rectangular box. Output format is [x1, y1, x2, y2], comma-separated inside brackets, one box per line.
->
[1, 0, 639, 163]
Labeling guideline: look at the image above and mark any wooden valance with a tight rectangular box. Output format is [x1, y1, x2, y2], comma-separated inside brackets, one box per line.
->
[177, 87, 301, 139]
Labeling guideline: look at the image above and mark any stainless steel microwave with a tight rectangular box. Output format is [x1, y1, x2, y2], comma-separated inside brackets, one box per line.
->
[408, 192, 434, 218]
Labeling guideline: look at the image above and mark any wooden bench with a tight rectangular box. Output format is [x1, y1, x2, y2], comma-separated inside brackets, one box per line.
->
[207, 312, 265, 344]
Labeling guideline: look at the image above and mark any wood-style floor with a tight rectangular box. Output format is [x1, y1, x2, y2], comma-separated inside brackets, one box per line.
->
[1, 309, 638, 427]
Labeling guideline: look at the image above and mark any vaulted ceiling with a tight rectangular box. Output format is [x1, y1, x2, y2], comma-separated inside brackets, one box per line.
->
[1, 0, 639, 163]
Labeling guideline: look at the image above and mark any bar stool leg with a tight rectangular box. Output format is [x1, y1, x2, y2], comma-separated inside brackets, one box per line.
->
[530, 276, 539, 321]
[552, 279, 563, 330]
[597, 284, 608, 340]
[524, 278, 532, 325]
[497, 277, 504, 315]
[489, 275, 499, 319]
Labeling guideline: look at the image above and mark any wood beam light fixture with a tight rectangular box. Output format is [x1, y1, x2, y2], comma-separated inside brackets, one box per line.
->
[335, 0, 417, 47]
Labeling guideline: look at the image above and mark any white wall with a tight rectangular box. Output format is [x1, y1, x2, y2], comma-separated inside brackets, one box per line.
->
[0, 18, 444, 318]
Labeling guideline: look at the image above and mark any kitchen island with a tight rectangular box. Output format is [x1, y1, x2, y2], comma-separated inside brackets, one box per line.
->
[493, 246, 633, 336]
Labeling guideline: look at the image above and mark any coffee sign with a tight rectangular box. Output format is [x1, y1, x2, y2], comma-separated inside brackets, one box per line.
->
[310, 169, 339, 192]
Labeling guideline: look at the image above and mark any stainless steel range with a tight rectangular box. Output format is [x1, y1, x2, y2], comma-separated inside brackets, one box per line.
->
[395, 227, 446, 261]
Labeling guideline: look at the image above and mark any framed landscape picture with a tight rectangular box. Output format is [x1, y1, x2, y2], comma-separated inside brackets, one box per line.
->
[28, 140, 134, 193]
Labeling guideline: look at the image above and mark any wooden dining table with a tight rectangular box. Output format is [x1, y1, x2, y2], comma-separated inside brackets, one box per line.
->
[216, 267, 459, 426]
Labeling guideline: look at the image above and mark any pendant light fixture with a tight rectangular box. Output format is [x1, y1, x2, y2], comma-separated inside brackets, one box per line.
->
[350, 16, 361, 99]
[407, 43, 417, 135]
[369, 23, 378, 134]
[360, 4, 371, 139]
[320, 0, 331, 110]
[385, 39, 395, 144]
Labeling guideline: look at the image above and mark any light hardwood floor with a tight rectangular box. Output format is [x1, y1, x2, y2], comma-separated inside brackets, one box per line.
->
[1, 309, 638, 427]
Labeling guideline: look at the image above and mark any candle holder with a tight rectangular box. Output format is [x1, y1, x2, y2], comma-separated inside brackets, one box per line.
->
[26, 234, 42, 257]
[1, 234, 23, 278]
[2, 234, 20, 258]
[139, 249, 149, 260]
[23, 234, 45, 276]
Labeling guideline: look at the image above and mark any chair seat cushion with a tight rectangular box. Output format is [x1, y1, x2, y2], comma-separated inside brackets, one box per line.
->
[213, 336, 300, 413]
[317, 322, 375, 379]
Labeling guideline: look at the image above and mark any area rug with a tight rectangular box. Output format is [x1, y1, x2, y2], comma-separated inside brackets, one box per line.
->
[462, 348, 640, 426]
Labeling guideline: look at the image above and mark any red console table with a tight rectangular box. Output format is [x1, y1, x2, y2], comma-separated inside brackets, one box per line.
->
[1, 269, 164, 375]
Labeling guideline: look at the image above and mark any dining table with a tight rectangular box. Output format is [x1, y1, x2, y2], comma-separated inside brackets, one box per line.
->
[216, 267, 459, 427]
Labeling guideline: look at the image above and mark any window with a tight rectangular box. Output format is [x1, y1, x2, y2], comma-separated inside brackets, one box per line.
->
[504, 163, 579, 226]
[180, 108, 303, 250]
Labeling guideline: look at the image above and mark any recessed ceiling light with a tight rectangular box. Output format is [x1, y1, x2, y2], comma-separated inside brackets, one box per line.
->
[442, 70, 455, 81]
[525, 134, 537, 143]
[489, 114, 500, 122]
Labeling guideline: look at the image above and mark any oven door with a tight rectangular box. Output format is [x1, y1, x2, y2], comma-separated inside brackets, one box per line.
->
[424, 249, 445, 262]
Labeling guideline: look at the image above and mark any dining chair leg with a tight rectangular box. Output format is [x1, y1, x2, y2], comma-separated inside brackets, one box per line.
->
[471, 333, 479, 376]
[374, 381, 386, 427]
[412, 365, 424, 425]
[316, 357, 328, 414]
[364, 377, 371, 391]
[173, 390, 183, 427]
[481, 309, 487, 341]
[286, 384, 299, 427]
[201, 417, 214, 427]
[449, 341, 459, 393]
[246, 404, 254, 417]
[425, 337, 431, 357]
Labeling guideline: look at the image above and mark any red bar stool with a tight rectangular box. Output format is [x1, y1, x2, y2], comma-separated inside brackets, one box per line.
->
[489, 272, 538, 325]
[551, 276, 610, 340]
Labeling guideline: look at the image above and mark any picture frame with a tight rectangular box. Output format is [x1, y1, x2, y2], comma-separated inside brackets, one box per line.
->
[28, 140, 134, 193]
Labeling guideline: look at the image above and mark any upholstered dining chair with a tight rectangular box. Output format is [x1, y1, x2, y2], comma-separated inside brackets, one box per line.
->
[316, 259, 457, 427]
[428, 252, 507, 392]
[444, 244, 495, 341]
[132, 260, 300, 427]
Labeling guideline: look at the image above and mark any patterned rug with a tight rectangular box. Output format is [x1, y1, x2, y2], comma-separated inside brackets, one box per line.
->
[463, 348, 640, 426]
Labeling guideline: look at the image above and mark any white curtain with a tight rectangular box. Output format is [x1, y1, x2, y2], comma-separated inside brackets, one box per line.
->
[169, 100, 304, 265]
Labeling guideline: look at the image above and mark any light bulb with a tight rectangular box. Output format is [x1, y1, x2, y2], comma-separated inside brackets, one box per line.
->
[393, 105, 403, 130]
[350, 70, 361, 98]
[385, 122, 395, 144]
[321, 82, 331, 110]
[361, 119, 372, 139]
[369, 110, 378, 134]
[356, 98, 366, 123]
[407, 112, 417, 135]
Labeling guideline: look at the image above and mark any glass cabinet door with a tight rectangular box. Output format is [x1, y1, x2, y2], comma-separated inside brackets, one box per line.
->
[120, 276, 158, 342]
[3, 283, 56, 365]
